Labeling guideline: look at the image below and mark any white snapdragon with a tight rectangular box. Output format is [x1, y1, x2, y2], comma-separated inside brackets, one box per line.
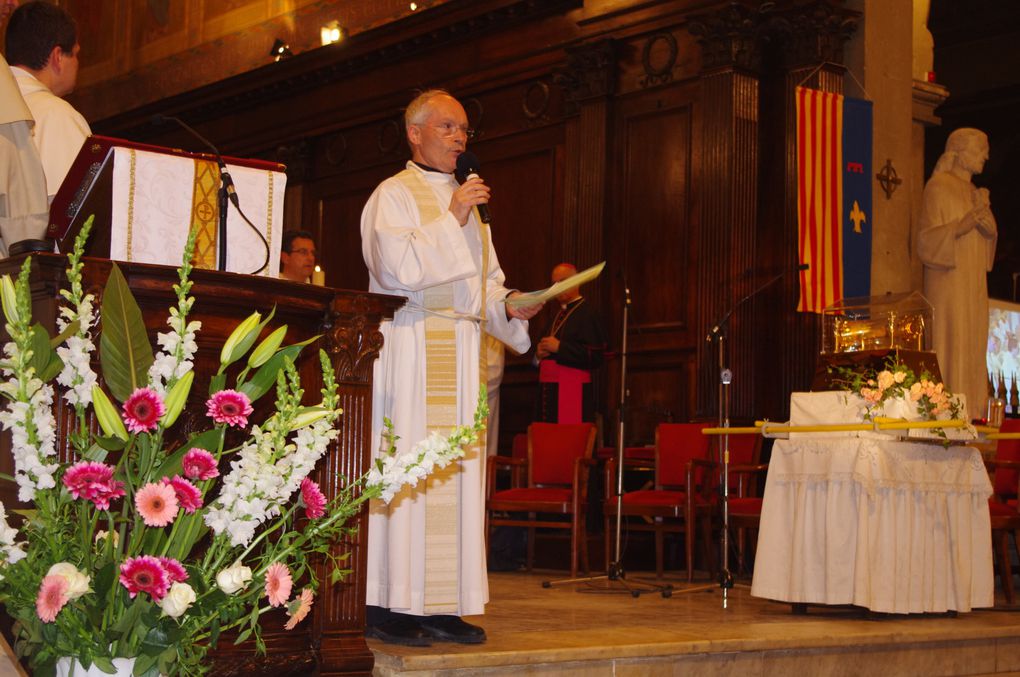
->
[0, 502, 25, 565]
[366, 430, 468, 505]
[55, 294, 98, 408]
[0, 372, 60, 502]
[148, 311, 201, 397]
[205, 417, 339, 547]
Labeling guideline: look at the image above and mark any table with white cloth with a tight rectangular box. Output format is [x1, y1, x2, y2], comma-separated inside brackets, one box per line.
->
[750, 392, 993, 614]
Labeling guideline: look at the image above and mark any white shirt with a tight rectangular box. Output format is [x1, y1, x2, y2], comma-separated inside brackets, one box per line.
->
[10, 66, 91, 198]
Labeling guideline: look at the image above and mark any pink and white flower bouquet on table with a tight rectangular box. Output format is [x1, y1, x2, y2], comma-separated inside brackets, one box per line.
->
[0, 220, 483, 676]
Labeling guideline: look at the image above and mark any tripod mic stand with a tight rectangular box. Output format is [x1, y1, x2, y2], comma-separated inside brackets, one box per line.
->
[542, 280, 671, 597]
[701, 263, 808, 607]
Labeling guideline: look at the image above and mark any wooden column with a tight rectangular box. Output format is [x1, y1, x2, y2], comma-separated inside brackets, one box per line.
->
[754, 1, 858, 420]
[689, 3, 763, 420]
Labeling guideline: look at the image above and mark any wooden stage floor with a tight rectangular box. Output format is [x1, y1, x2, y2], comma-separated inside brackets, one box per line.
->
[370, 570, 1020, 676]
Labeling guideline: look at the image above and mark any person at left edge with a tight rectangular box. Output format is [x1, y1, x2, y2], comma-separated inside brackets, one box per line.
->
[6, 1, 91, 201]
[360, 89, 542, 646]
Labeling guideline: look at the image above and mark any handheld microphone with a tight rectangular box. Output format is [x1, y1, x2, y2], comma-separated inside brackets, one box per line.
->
[151, 114, 239, 208]
[455, 151, 491, 224]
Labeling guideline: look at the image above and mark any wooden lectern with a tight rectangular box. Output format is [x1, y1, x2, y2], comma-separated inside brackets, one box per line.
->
[0, 253, 404, 676]
[47, 136, 287, 276]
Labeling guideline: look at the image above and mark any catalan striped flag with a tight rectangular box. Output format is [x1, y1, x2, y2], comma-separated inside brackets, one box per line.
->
[795, 86, 873, 313]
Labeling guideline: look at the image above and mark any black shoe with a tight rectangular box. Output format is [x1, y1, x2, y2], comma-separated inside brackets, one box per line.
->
[419, 615, 487, 644]
[366, 617, 432, 647]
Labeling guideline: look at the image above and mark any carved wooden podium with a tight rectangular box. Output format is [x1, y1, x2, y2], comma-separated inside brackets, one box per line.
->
[0, 253, 403, 676]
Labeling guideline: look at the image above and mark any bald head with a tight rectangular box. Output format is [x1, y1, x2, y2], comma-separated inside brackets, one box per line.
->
[552, 263, 580, 304]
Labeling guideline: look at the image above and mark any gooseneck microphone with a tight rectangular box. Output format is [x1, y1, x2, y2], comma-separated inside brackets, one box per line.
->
[455, 151, 491, 224]
[151, 114, 269, 275]
[151, 114, 239, 209]
[707, 262, 810, 341]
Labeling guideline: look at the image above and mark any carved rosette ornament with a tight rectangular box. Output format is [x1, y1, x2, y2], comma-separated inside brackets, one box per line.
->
[275, 139, 312, 181]
[322, 299, 385, 383]
[553, 39, 618, 116]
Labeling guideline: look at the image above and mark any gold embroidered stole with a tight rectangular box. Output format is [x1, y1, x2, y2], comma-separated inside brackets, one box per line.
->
[395, 168, 462, 613]
[189, 158, 220, 269]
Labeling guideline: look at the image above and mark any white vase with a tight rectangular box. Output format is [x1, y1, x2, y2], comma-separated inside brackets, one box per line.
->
[54, 655, 136, 677]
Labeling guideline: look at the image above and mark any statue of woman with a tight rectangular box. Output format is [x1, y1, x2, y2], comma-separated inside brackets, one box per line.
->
[918, 128, 997, 419]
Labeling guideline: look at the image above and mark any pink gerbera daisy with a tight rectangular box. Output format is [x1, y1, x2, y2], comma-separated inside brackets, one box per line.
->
[182, 448, 219, 481]
[122, 388, 166, 434]
[120, 555, 170, 601]
[284, 588, 315, 630]
[158, 557, 188, 584]
[300, 478, 327, 519]
[135, 482, 179, 527]
[36, 575, 69, 623]
[166, 476, 202, 513]
[62, 461, 126, 510]
[264, 562, 292, 608]
[206, 390, 253, 428]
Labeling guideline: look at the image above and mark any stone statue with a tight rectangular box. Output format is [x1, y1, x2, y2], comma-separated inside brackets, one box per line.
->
[918, 127, 997, 419]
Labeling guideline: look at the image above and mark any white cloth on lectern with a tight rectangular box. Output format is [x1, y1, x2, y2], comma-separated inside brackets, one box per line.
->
[361, 161, 531, 616]
[108, 147, 285, 274]
[10, 66, 90, 199]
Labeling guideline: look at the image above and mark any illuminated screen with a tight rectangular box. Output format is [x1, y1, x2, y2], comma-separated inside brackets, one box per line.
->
[988, 299, 1020, 409]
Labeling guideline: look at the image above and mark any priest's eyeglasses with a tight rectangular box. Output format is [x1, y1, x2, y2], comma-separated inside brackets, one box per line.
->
[432, 122, 476, 140]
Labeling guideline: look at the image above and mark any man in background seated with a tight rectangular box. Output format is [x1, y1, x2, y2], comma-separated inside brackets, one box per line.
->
[6, 1, 91, 201]
[279, 229, 317, 282]
[535, 262, 608, 424]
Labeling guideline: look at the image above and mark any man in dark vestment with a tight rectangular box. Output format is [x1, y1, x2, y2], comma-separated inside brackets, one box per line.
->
[535, 262, 608, 423]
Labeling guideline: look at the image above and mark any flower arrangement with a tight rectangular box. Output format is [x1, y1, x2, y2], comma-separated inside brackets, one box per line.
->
[828, 356, 966, 432]
[0, 219, 486, 676]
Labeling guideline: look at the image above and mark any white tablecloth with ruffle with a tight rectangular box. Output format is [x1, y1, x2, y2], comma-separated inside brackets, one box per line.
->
[750, 412, 993, 613]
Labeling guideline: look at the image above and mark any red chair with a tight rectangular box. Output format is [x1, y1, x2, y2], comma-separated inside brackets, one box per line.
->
[603, 422, 716, 581]
[485, 423, 597, 577]
[724, 433, 766, 576]
[987, 418, 1020, 603]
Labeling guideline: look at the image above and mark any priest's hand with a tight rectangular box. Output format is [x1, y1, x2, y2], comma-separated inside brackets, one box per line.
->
[449, 178, 491, 225]
[537, 336, 560, 359]
[505, 293, 543, 321]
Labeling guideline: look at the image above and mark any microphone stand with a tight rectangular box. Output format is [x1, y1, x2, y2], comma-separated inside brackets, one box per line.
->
[543, 279, 672, 597]
[701, 265, 803, 607]
[152, 115, 270, 275]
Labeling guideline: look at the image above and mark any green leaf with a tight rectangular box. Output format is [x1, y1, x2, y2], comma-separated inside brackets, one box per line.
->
[111, 597, 148, 634]
[209, 372, 227, 396]
[233, 628, 252, 645]
[49, 318, 80, 348]
[99, 263, 154, 402]
[238, 340, 313, 402]
[28, 323, 56, 382]
[132, 652, 158, 677]
[92, 656, 117, 674]
[38, 349, 63, 382]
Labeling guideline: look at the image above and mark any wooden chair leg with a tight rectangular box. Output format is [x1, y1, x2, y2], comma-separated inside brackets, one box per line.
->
[569, 514, 578, 578]
[700, 515, 716, 578]
[526, 521, 536, 573]
[580, 514, 590, 575]
[996, 530, 1015, 604]
[604, 512, 612, 573]
[655, 522, 665, 579]
[685, 520, 694, 582]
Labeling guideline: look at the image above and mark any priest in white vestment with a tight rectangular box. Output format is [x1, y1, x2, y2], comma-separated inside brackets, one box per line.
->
[360, 90, 542, 646]
[6, 1, 91, 200]
[0, 52, 49, 256]
[918, 128, 997, 417]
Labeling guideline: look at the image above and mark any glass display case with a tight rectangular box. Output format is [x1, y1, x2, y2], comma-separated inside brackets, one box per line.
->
[821, 292, 933, 355]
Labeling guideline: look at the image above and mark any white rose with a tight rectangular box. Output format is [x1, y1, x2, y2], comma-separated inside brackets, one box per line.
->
[216, 560, 253, 594]
[47, 562, 91, 600]
[159, 582, 196, 619]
